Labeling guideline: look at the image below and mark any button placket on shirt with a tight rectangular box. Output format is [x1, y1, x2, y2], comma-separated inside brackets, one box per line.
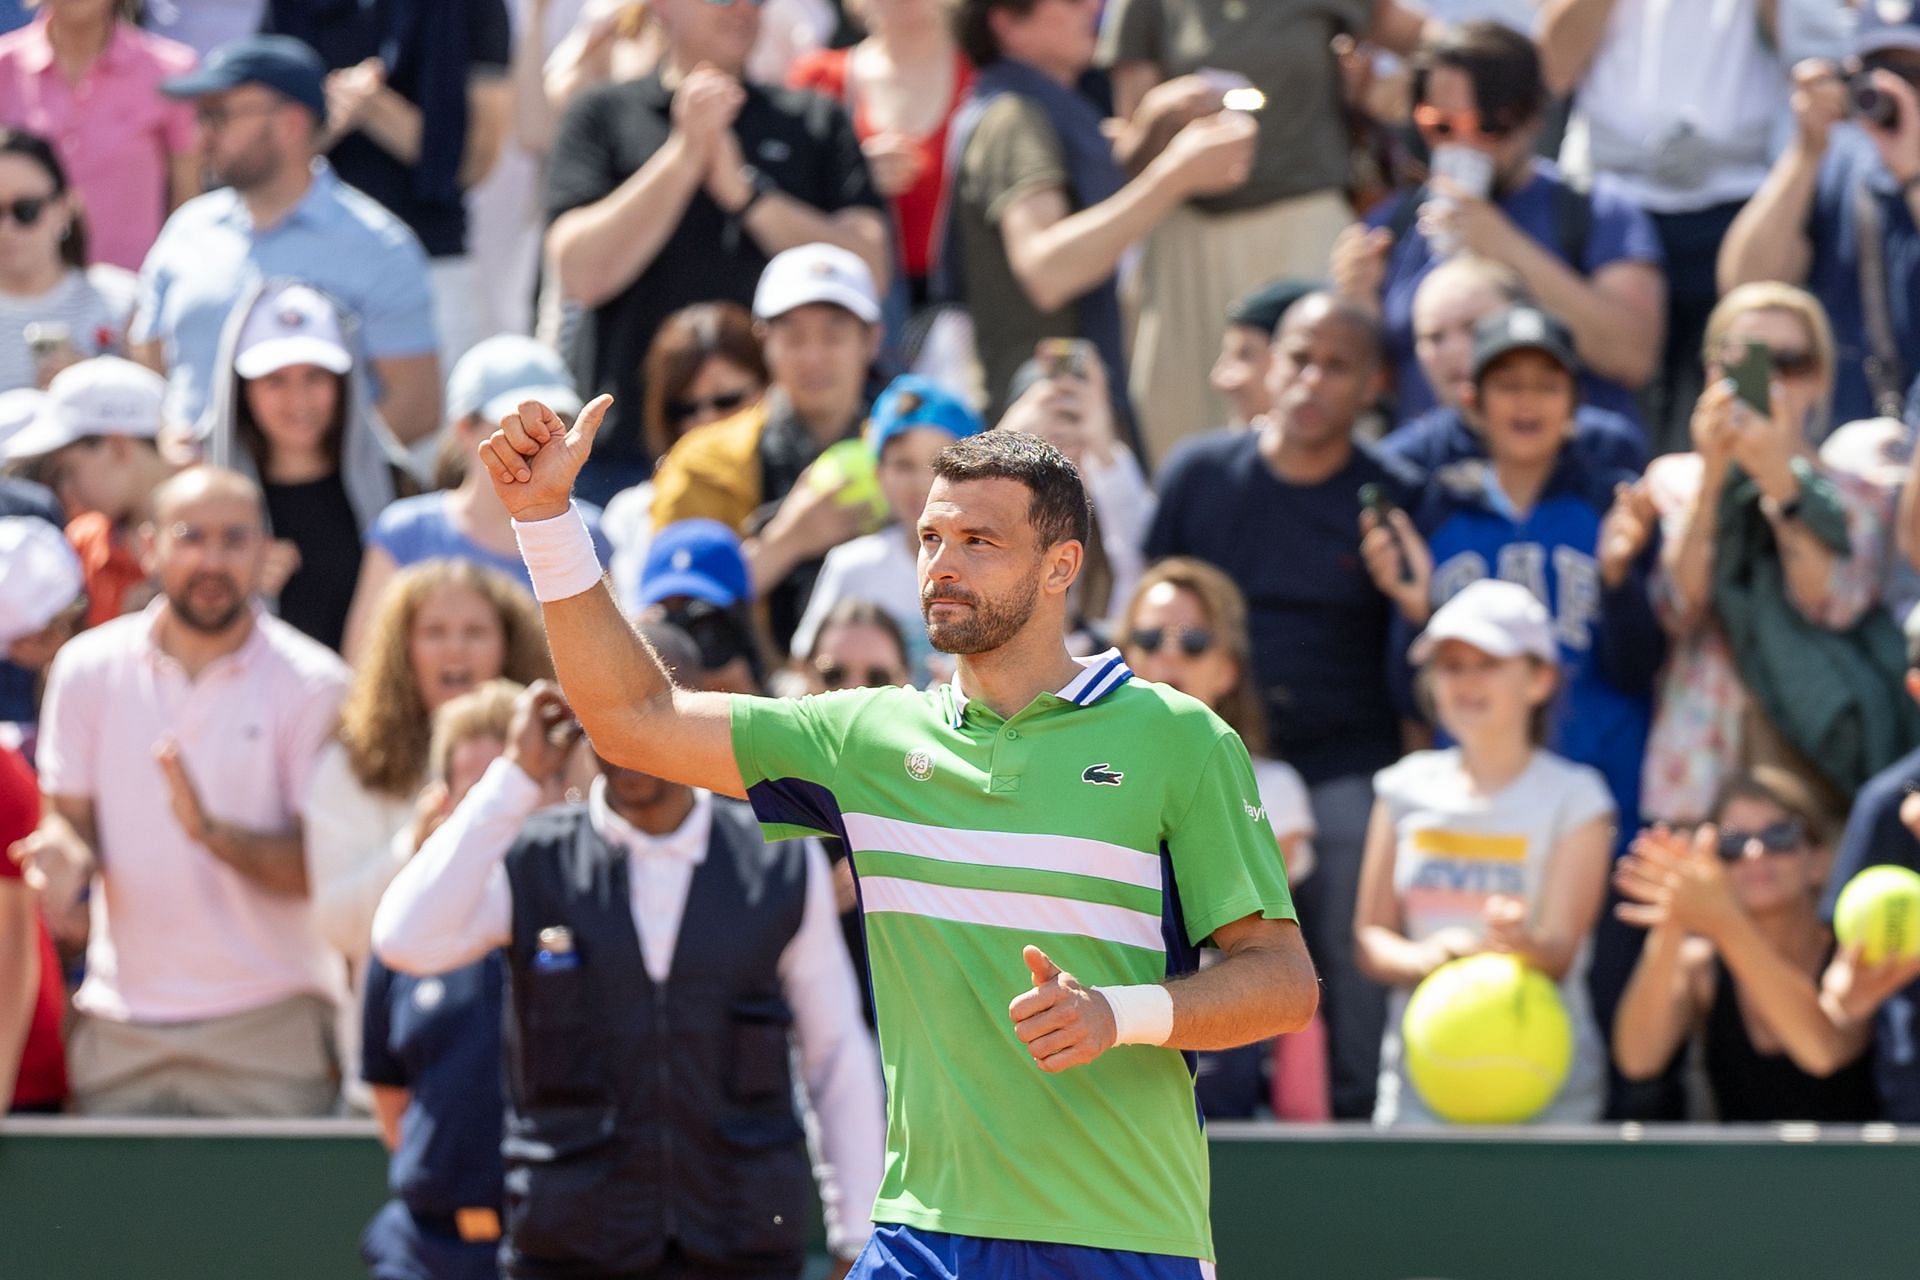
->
[987, 710, 1039, 794]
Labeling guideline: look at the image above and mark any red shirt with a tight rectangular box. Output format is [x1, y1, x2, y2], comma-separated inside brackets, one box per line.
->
[67, 512, 148, 628]
[788, 47, 973, 282]
[0, 743, 68, 1109]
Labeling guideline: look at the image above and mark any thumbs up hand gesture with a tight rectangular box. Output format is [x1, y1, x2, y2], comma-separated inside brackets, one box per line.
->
[1008, 945, 1117, 1073]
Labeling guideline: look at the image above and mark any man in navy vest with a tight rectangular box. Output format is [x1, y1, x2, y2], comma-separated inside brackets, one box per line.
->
[374, 628, 884, 1279]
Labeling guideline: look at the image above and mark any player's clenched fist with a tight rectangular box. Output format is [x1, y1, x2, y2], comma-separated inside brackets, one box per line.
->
[478, 393, 613, 524]
[1009, 945, 1117, 1073]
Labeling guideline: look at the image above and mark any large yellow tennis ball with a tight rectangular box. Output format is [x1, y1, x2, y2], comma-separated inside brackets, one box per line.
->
[1403, 952, 1573, 1125]
[1833, 865, 1920, 966]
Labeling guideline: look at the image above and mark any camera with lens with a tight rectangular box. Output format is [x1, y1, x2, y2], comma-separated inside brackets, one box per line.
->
[1852, 70, 1901, 129]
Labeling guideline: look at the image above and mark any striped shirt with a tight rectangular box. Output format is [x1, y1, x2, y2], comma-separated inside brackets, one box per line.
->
[730, 650, 1295, 1260]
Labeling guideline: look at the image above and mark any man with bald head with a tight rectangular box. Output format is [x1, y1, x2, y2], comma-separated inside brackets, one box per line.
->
[1147, 291, 1417, 1120]
[11, 464, 352, 1116]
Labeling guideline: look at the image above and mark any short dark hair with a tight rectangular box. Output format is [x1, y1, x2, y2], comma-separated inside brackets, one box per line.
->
[952, 0, 1039, 68]
[0, 129, 87, 269]
[931, 430, 1091, 549]
[1412, 21, 1547, 138]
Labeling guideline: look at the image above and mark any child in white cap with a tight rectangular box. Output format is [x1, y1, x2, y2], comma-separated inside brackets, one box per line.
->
[1354, 578, 1616, 1127]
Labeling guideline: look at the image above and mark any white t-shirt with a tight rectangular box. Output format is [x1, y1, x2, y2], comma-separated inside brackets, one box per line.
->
[1561, 0, 1786, 213]
[0, 265, 138, 393]
[1252, 756, 1317, 885]
[790, 527, 933, 682]
[1371, 747, 1615, 1128]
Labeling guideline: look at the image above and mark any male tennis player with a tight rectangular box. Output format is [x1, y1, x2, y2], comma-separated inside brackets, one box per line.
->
[481, 392, 1318, 1279]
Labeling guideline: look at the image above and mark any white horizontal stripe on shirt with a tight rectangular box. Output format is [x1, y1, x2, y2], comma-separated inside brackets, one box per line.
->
[859, 875, 1165, 953]
[843, 813, 1163, 891]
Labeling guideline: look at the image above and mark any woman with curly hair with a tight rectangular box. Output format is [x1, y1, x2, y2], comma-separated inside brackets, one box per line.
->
[302, 560, 550, 1101]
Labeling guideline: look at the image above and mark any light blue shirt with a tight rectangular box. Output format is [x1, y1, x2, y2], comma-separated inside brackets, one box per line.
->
[133, 159, 437, 426]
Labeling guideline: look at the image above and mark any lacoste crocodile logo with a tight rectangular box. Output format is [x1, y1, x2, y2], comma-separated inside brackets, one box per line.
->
[1081, 763, 1124, 787]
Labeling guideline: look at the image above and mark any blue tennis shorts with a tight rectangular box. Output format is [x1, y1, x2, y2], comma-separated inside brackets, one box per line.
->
[850, 1224, 1218, 1280]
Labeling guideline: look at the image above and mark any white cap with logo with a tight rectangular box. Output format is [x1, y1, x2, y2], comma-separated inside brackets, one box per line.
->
[2, 356, 166, 460]
[753, 243, 881, 324]
[1409, 578, 1560, 667]
[0, 516, 83, 648]
[234, 283, 353, 380]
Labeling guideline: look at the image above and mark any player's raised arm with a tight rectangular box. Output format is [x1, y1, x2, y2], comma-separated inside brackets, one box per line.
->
[478, 395, 746, 799]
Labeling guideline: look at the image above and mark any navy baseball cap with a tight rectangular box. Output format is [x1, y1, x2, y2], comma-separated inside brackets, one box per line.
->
[1471, 304, 1579, 384]
[1227, 278, 1322, 337]
[638, 519, 750, 610]
[869, 375, 983, 459]
[161, 36, 328, 119]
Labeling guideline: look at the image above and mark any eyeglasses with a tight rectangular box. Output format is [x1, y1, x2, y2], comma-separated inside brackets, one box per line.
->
[167, 522, 262, 552]
[0, 195, 52, 227]
[194, 102, 283, 131]
[1715, 343, 1821, 380]
[1413, 104, 1507, 142]
[1127, 626, 1215, 658]
[816, 659, 903, 690]
[661, 599, 751, 672]
[1715, 819, 1807, 862]
[666, 389, 752, 423]
[1766, 348, 1819, 379]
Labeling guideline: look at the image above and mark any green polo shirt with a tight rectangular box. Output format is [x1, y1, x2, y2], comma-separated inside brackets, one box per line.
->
[730, 651, 1296, 1259]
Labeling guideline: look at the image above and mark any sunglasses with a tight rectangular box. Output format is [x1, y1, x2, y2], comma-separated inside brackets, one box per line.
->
[1413, 104, 1508, 142]
[666, 389, 751, 423]
[816, 660, 903, 690]
[661, 599, 750, 672]
[1128, 626, 1215, 658]
[0, 195, 51, 227]
[1715, 819, 1806, 862]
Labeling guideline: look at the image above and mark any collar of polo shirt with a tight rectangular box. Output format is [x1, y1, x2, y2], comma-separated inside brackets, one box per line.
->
[945, 648, 1133, 730]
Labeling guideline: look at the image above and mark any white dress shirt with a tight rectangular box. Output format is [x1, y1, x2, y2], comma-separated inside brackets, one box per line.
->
[373, 759, 885, 1258]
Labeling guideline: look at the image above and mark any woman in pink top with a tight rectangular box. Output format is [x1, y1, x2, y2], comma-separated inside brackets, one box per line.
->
[788, 0, 972, 304]
[0, 0, 200, 271]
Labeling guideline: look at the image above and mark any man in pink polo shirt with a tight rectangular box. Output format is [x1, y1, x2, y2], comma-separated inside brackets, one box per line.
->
[10, 463, 350, 1116]
[0, 0, 200, 272]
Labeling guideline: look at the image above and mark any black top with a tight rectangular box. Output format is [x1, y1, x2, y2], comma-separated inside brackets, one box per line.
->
[360, 952, 506, 1214]
[544, 73, 882, 463]
[265, 0, 511, 258]
[1146, 429, 1418, 783]
[264, 473, 362, 653]
[1704, 954, 1879, 1123]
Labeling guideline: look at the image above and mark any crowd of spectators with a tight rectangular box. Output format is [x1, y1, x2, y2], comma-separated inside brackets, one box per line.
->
[10, 0, 1920, 1266]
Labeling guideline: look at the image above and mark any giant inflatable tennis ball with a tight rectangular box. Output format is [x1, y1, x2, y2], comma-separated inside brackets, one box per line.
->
[808, 438, 890, 526]
[1403, 952, 1573, 1125]
[1833, 865, 1920, 966]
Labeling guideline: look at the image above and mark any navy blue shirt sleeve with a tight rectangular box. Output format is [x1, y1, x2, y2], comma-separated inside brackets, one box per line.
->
[470, 0, 511, 70]
[1823, 758, 1920, 920]
[1582, 175, 1665, 272]
[360, 955, 408, 1088]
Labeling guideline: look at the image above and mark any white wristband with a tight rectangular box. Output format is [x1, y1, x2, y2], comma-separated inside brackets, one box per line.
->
[512, 503, 604, 603]
[1096, 982, 1174, 1047]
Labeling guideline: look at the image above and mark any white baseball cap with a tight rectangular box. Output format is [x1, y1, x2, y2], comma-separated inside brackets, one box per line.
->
[753, 243, 881, 324]
[0, 388, 47, 460]
[234, 283, 353, 380]
[0, 516, 83, 648]
[446, 335, 583, 424]
[2, 356, 166, 460]
[1409, 578, 1559, 667]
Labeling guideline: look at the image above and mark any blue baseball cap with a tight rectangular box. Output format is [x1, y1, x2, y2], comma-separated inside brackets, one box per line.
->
[638, 519, 750, 609]
[1857, 1, 1920, 57]
[868, 375, 983, 459]
[161, 36, 328, 120]
[447, 335, 582, 425]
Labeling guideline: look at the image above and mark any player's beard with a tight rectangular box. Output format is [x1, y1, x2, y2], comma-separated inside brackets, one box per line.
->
[166, 573, 249, 634]
[922, 574, 1039, 655]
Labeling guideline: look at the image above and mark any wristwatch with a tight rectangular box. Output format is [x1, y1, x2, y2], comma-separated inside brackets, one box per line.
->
[1761, 491, 1804, 524]
[735, 164, 775, 217]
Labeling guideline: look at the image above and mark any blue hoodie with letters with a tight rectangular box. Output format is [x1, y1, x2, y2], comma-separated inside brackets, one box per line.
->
[1392, 451, 1664, 835]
